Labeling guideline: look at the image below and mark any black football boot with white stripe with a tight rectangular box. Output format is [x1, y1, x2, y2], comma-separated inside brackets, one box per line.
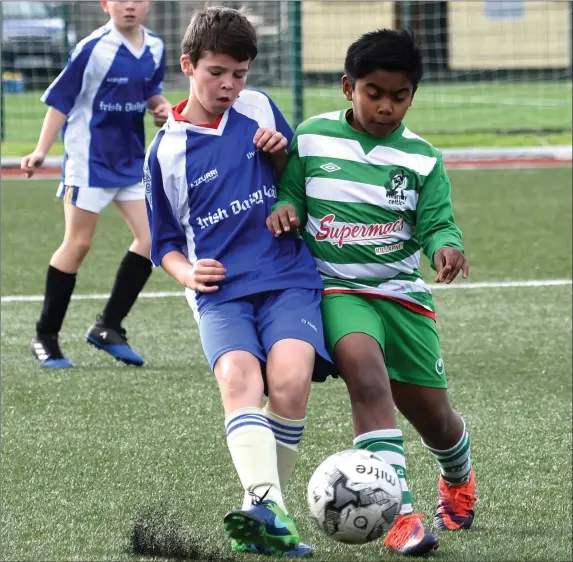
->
[30, 333, 73, 368]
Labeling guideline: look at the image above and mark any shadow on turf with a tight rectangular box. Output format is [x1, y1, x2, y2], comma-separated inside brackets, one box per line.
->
[128, 506, 234, 561]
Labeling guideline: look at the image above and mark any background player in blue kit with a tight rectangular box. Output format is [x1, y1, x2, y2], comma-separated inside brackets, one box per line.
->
[145, 6, 330, 558]
[21, 1, 170, 368]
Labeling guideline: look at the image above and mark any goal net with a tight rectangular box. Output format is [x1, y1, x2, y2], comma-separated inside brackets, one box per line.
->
[1, 0, 571, 157]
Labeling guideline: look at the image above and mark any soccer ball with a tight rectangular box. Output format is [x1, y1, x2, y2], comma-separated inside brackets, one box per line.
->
[307, 449, 402, 544]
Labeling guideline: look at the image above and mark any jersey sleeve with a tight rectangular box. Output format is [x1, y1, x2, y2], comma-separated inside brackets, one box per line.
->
[267, 95, 294, 146]
[41, 44, 91, 115]
[273, 133, 307, 226]
[416, 155, 464, 269]
[147, 47, 166, 99]
[144, 133, 188, 267]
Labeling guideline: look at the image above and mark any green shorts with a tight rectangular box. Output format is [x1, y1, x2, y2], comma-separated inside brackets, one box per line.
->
[321, 293, 447, 389]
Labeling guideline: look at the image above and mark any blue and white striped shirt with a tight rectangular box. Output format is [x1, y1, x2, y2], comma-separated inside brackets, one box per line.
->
[42, 21, 165, 188]
[144, 90, 323, 318]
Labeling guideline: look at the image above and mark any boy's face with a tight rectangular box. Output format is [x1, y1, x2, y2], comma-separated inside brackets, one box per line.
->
[101, 2, 151, 31]
[181, 51, 249, 116]
[342, 69, 414, 137]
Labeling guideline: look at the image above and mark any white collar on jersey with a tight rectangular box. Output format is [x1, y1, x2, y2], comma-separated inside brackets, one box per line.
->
[106, 21, 148, 59]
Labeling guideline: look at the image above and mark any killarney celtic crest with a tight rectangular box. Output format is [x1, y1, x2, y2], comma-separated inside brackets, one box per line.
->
[385, 168, 409, 205]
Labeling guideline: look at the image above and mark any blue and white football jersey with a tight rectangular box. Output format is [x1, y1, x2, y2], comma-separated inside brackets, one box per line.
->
[42, 21, 165, 189]
[145, 90, 323, 318]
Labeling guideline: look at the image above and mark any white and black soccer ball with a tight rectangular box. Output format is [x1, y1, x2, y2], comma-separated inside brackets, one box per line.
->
[307, 449, 402, 544]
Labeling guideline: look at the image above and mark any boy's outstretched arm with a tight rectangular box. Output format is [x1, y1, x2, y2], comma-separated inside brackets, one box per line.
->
[267, 135, 307, 236]
[145, 138, 188, 269]
[145, 138, 226, 293]
[22, 42, 91, 178]
[416, 155, 469, 284]
[21, 107, 66, 177]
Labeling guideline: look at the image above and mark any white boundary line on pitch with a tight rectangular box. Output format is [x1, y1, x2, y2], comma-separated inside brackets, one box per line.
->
[1, 279, 571, 304]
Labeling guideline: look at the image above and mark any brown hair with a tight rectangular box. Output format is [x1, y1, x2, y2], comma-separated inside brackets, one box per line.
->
[181, 6, 258, 66]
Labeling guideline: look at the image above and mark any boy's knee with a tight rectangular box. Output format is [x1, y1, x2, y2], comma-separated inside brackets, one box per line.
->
[216, 359, 263, 401]
[64, 238, 91, 262]
[266, 341, 314, 416]
[338, 345, 392, 407]
[346, 367, 392, 407]
[268, 369, 311, 416]
[134, 233, 151, 253]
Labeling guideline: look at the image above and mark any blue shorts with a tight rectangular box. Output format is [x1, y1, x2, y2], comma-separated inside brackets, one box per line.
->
[199, 288, 333, 382]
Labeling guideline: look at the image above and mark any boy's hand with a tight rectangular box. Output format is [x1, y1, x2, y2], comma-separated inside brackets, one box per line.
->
[266, 205, 301, 237]
[150, 102, 171, 127]
[434, 247, 469, 284]
[183, 259, 226, 293]
[21, 150, 46, 178]
[253, 127, 288, 154]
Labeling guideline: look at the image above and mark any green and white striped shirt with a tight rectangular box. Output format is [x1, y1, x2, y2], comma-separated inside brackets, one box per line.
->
[275, 109, 464, 318]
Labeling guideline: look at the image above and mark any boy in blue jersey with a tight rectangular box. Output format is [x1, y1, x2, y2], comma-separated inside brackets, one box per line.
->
[22, 1, 170, 368]
[145, 6, 330, 558]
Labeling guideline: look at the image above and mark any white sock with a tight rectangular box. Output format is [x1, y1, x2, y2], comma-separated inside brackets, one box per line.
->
[264, 408, 305, 491]
[225, 407, 285, 511]
[354, 429, 413, 515]
[240, 408, 305, 511]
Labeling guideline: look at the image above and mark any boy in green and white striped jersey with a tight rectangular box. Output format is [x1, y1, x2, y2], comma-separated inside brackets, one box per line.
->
[268, 29, 476, 556]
